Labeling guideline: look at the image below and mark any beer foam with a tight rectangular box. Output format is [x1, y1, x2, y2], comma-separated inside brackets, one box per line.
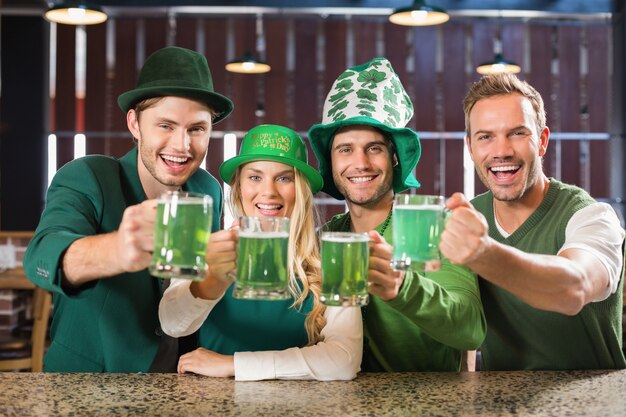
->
[159, 198, 209, 205]
[322, 234, 369, 243]
[395, 204, 442, 211]
[239, 231, 289, 239]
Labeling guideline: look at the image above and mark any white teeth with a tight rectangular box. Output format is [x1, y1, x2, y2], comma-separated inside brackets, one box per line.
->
[162, 155, 188, 163]
[490, 166, 519, 172]
[349, 176, 374, 183]
[257, 204, 281, 210]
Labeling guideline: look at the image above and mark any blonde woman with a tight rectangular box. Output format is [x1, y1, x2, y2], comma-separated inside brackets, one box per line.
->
[159, 124, 362, 381]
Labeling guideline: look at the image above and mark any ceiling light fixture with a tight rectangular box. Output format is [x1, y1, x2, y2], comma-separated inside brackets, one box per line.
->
[226, 14, 271, 74]
[475, 10, 521, 75]
[225, 52, 271, 74]
[389, 0, 450, 26]
[476, 51, 522, 75]
[45, 1, 108, 25]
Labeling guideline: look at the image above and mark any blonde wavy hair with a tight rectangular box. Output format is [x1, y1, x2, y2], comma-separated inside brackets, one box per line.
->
[229, 166, 327, 345]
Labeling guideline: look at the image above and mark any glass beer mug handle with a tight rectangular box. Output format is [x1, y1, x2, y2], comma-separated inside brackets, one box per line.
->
[426, 206, 449, 272]
[442, 206, 452, 222]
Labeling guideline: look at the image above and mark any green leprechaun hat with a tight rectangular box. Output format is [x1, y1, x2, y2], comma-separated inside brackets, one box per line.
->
[220, 124, 324, 193]
[308, 57, 421, 200]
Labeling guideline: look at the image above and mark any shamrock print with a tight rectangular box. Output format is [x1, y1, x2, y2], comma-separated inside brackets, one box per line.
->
[357, 69, 386, 89]
[356, 89, 377, 101]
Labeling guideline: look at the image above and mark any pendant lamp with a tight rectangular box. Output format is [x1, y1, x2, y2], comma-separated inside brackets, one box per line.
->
[45, 1, 108, 25]
[389, 0, 450, 26]
[476, 34, 521, 75]
[476, 6, 521, 75]
[226, 15, 271, 74]
[225, 52, 271, 74]
[476, 53, 521, 75]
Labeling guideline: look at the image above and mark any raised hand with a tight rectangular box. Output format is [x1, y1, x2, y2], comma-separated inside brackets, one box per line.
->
[440, 192, 490, 266]
[190, 222, 239, 300]
[116, 199, 157, 273]
[367, 230, 405, 301]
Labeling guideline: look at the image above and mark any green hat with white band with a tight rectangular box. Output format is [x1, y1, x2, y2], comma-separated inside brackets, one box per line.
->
[220, 124, 324, 193]
[308, 57, 421, 200]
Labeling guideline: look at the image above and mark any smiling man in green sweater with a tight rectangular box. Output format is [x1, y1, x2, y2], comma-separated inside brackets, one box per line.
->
[441, 73, 625, 370]
[309, 58, 486, 372]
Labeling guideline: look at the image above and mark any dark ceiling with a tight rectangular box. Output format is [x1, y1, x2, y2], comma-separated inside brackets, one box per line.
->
[0, 0, 617, 14]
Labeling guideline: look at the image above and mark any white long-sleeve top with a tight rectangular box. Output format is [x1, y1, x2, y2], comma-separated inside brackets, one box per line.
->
[159, 279, 363, 381]
[494, 202, 625, 301]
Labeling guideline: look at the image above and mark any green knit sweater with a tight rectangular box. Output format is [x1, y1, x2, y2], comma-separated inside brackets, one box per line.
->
[473, 178, 626, 370]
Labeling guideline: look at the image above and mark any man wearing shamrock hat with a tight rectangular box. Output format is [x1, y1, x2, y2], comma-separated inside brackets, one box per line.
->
[309, 58, 486, 371]
[24, 46, 232, 372]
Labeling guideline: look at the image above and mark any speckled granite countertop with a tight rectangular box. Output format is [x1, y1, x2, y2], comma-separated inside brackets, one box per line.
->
[1, 370, 625, 416]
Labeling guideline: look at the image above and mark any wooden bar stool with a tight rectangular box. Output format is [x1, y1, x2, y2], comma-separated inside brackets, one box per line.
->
[0, 268, 52, 372]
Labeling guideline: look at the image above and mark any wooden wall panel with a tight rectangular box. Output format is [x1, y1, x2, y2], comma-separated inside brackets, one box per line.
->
[353, 20, 378, 65]
[472, 21, 497, 83]
[527, 25, 555, 179]
[587, 25, 610, 197]
[411, 25, 439, 195]
[470, 22, 496, 196]
[55, 24, 76, 169]
[441, 23, 466, 195]
[85, 23, 107, 156]
[175, 17, 198, 50]
[264, 18, 289, 128]
[229, 18, 257, 132]
[293, 19, 319, 132]
[323, 19, 347, 97]
[144, 18, 168, 57]
[501, 23, 525, 76]
[558, 26, 582, 187]
[203, 18, 228, 182]
[109, 19, 137, 157]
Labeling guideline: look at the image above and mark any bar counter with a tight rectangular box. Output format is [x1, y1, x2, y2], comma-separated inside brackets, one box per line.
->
[2, 370, 626, 416]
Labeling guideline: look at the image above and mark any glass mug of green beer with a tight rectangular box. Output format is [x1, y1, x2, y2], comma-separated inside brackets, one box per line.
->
[149, 191, 212, 281]
[233, 216, 290, 300]
[391, 194, 446, 271]
[320, 232, 370, 306]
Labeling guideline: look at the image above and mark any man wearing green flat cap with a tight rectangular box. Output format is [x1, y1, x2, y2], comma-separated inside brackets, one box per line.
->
[309, 58, 486, 372]
[24, 46, 233, 372]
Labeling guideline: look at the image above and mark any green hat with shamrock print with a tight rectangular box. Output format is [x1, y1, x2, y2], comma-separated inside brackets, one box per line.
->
[308, 57, 421, 200]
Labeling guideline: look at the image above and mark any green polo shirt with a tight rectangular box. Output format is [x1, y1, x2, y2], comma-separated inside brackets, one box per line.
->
[322, 211, 486, 371]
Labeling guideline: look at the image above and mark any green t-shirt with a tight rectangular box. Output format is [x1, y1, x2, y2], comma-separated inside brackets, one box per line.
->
[198, 287, 312, 354]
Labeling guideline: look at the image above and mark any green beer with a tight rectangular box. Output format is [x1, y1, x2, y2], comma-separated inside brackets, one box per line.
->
[150, 192, 212, 281]
[233, 216, 290, 300]
[320, 232, 369, 307]
[391, 195, 445, 271]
